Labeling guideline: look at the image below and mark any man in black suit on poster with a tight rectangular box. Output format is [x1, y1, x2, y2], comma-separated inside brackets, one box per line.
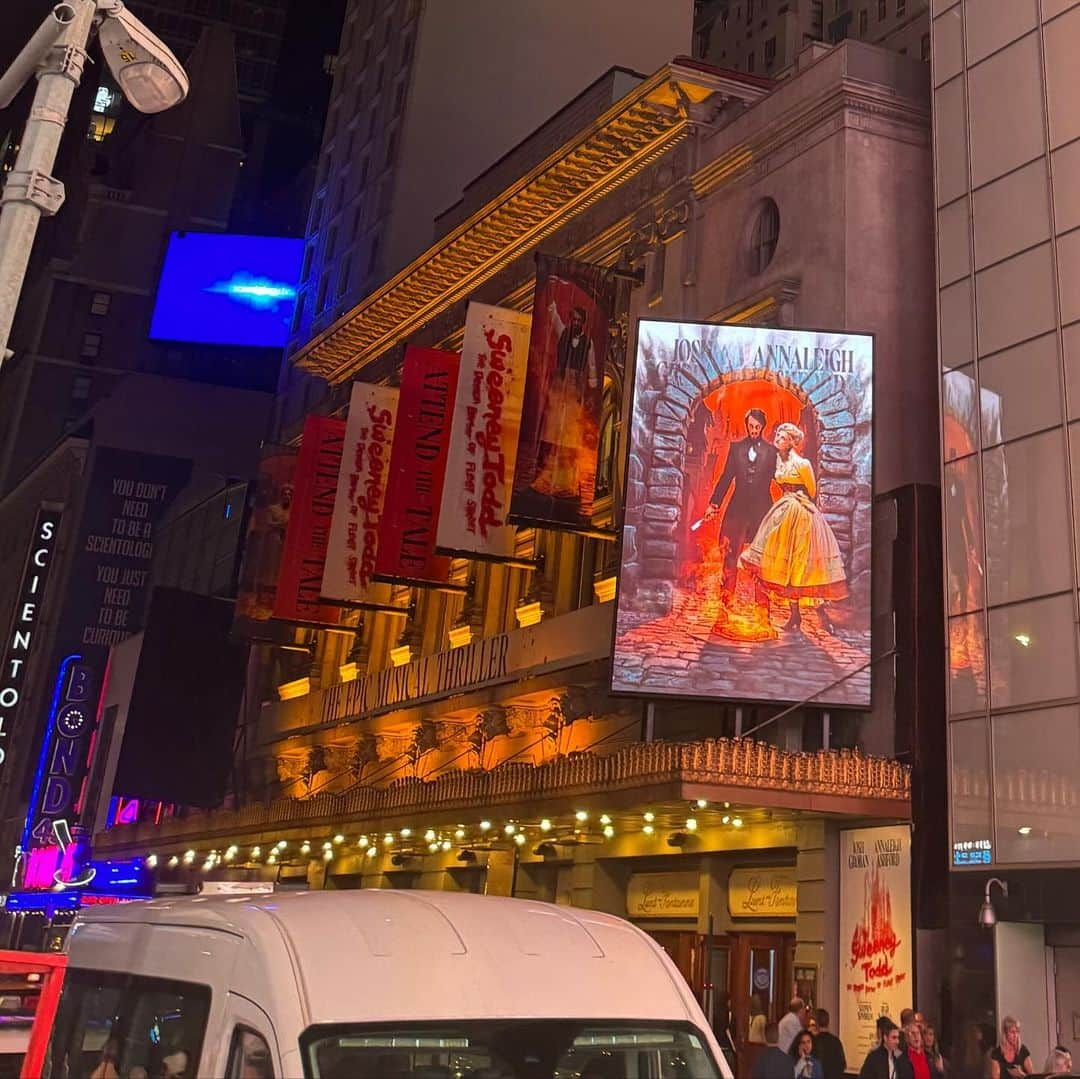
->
[705, 408, 778, 592]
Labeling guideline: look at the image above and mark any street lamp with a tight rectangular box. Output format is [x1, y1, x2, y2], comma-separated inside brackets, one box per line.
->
[0, 1, 188, 363]
[978, 877, 1009, 928]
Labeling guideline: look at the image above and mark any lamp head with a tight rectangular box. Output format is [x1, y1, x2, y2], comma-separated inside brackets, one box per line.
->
[97, 2, 188, 114]
[979, 877, 1008, 929]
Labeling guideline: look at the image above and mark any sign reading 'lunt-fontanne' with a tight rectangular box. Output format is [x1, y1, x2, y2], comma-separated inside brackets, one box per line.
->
[324, 632, 511, 724]
[727, 867, 798, 918]
[626, 872, 700, 919]
[0, 509, 61, 770]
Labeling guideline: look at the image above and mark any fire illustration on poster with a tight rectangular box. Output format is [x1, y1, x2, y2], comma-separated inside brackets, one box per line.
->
[612, 321, 874, 707]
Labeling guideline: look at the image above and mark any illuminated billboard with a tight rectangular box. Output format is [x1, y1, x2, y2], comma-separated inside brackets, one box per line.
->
[612, 320, 874, 708]
[150, 232, 303, 347]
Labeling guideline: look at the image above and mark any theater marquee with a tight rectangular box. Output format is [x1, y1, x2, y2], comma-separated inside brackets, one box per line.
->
[612, 320, 874, 708]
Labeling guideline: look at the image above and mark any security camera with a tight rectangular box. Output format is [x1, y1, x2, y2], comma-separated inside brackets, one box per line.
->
[96, 1, 189, 113]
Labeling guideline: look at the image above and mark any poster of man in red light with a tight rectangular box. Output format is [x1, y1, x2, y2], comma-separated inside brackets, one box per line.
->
[612, 320, 874, 708]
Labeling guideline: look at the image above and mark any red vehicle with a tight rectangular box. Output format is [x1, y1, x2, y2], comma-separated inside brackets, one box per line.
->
[0, 951, 67, 1079]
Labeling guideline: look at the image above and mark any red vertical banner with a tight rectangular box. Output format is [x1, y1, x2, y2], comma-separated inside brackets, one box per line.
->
[235, 446, 297, 625]
[273, 415, 345, 624]
[374, 347, 460, 587]
[510, 254, 616, 531]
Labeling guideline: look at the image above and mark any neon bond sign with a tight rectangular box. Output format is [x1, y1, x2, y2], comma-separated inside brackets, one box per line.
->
[0, 510, 61, 770]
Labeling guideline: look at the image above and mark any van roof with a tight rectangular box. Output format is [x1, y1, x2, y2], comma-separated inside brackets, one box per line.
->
[72, 890, 702, 1027]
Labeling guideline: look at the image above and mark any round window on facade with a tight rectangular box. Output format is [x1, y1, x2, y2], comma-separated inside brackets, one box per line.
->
[747, 198, 780, 275]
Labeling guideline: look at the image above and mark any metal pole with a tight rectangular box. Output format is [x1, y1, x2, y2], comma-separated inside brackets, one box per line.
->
[0, 1, 97, 366]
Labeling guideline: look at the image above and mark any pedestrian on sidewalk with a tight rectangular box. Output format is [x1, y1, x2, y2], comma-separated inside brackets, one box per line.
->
[779, 997, 807, 1052]
[754, 1022, 800, 1079]
[792, 1029, 825, 1079]
[989, 1017, 1033, 1079]
[861, 1018, 914, 1079]
[907, 1021, 932, 1079]
[813, 1009, 847, 1079]
[922, 1023, 947, 1078]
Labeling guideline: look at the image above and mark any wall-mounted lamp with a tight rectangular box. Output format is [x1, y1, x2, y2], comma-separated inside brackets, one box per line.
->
[978, 877, 1008, 928]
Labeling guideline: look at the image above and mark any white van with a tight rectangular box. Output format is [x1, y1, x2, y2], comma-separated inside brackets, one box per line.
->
[45, 889, 732, 1078]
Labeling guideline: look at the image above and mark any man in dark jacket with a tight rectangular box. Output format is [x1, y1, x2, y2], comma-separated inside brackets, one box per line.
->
[814, 1009, 847, 1079]
[861, 1018, 914, 1079]
[707, 408, 778, 591]
[755, 1022, 798, 1079]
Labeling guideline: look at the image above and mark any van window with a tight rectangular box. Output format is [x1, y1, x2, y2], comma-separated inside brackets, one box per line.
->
[227, 1028, 274, 1079]
[302, 1019, 721, 1078]
[45, 969, 210, 1079]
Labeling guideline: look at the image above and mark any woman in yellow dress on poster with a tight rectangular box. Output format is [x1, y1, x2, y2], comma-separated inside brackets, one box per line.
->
[739, 423, 848, 632]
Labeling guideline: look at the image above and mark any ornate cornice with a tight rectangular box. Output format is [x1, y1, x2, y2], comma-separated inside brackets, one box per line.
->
[293, 64, 768, 382]
[95, 738, 910, 857]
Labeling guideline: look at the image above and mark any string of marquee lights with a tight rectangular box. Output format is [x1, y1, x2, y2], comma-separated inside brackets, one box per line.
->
[142, 799, 751, 873]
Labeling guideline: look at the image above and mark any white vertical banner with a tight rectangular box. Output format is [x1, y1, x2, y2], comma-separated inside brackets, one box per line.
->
[437, 302, 531, 558]
[839, 825, 913, 1064]
[322, 382, 399, 602]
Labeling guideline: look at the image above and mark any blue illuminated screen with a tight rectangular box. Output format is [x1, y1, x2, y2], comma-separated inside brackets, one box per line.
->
[150, 231, 304, 348]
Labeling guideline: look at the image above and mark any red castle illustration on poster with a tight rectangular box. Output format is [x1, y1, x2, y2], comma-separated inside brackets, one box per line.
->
[848, 863, 904, 992]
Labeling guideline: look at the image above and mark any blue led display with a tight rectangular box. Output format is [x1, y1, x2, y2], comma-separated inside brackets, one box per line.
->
[150, 231, 304, 348]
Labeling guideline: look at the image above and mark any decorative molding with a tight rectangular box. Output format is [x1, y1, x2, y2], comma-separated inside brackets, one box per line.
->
[291, 64, 768, 382]
[97, 740, 911, 856]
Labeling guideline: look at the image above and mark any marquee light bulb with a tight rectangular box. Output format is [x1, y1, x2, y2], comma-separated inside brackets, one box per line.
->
[300, 842, 311, 855]
[146, 854, 158, 868]
[333, 834, 344, 844]
[425, 829, 437, 842]
[383, 834, 394, 845]
[323, 849, 333, 861]
[540, 819, 552, 832]
[603, 825, 615, 839]
[454, 829, 465, 840]
[400, 828, 412, 838]
[696, 799, 708, 809]
[251, 846, 261, 859]
[575, 810, 588, 822]
[732, 816, 744, 828]
[479, 820, 491, 832]
[643, 824, 654, 836]
[365, 846, 377, 857]
[182, 850, 195, 864]
[643, 811, 655, 823]
[722, 815, 731, 825]
[267, 853, 277, 865]
[600, 814, 611, 826]
[514, 833, 527, 846]
[428, 842, 439, 853]
[358, 836, 369, 848]
[504, 823, 516, 835]
[441, 840, 452, 851]
[322, 842, 332, 851]
[168, 856, 179, 868]
[686, 818, 698, 831]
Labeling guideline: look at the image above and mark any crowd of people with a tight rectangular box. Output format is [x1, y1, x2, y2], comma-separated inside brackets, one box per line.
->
[749, 999, 1075, 1079]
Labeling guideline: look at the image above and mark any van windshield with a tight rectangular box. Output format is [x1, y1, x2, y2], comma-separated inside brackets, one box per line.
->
[302, 1019, 722, 1078]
